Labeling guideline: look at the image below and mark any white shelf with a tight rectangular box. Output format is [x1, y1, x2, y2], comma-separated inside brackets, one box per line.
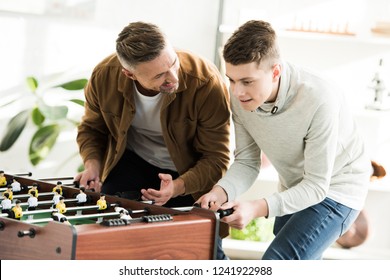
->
[219, 24, 390, 47]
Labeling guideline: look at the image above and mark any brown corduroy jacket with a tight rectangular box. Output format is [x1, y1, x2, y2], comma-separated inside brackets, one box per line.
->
[77, 50, 230, 200]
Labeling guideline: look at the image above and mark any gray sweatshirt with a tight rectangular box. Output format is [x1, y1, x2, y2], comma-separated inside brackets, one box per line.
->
[218, 62, 371, 218]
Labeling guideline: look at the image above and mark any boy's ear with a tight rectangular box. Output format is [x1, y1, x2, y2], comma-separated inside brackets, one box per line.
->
[272, 63, 281, 80]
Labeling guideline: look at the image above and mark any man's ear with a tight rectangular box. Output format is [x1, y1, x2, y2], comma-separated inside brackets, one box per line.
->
[122, 68, 135, 80]
[272, 63, 281, 81]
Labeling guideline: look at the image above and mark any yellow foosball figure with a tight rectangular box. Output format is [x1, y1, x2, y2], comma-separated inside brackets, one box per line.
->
[52, 181, 63, 196]
[28, 183, 39, 198]
[4, 186, 13, 201]
[11, 199, 23, 220]
[55, 196, 67, 214]
[97, 193, 107, 212]
[0, 171, 7, 187]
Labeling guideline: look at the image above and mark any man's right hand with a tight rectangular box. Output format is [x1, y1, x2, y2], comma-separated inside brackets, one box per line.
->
[73, 159, 102, 193]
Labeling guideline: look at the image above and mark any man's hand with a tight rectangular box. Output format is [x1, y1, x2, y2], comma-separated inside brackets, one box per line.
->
[141, 173, 185, 206]
[73, 159, 102, 192]
[195, 185, 228, 211]
[220, 199, 269, 230]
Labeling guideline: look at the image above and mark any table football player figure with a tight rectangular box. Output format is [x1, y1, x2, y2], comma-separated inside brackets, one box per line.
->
[76, 187, 87, 206]
[10, 177, 21, 193]
[97, 193, 108, 212]
[11, 199, 23, 220]
[28, 183, 39, 198]
[56, 196, 67, 214]
[0, 171, 7, 187]
[4, 185, 13, 201]
[115, 206, 132, 220]
[52, 181, 63, 196]
[27, 191, 38, 211]
[1, 192, 12, 214]
[52, 189, 62, 209]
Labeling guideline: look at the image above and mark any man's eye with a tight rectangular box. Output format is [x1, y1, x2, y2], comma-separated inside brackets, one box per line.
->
[243, 81, 253, 85]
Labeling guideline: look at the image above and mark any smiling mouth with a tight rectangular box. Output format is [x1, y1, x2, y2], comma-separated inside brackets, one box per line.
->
[240, 98, 252, 103]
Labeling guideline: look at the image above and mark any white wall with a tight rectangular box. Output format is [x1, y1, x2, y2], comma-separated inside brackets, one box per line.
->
[0, 0, 221, 178]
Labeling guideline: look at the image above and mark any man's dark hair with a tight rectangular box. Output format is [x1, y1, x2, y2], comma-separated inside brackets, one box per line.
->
[116, 21, 166, 69]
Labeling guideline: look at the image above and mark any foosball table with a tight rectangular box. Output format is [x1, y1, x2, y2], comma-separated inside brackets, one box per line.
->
[0, 172, 229, 260]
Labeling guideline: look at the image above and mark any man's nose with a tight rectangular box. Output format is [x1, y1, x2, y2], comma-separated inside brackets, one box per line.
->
[166, 69, 178, 84]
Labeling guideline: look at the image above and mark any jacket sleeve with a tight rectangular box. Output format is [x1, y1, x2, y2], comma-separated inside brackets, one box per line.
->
[76, 70, 110, 164]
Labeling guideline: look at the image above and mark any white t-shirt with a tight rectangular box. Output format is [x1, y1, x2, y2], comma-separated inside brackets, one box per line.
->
[1, 198, 12, 210]
[28, 196, 38, 207]
[76, 193, 87, 203]
[126, 82, 176, 171]
[11, 181, 21, 192]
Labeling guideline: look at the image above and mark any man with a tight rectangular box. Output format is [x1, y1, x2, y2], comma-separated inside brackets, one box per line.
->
[197, 20, 371, 260]
[75, 21, 230, 260]
[74, 21, 230, 208]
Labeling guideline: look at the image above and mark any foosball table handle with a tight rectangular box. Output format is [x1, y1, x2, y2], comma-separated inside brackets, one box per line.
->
[17, 228, 36, 238]
[100, 214, 173, 227]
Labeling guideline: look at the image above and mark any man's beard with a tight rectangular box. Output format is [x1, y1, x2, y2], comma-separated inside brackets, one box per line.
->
[160, 82, 179, 94]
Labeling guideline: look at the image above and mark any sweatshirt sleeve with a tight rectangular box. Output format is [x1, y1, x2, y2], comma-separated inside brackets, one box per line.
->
[217, 97, 262, 201]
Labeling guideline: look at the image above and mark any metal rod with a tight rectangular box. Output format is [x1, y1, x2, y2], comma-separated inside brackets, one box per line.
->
[13, 172, 32, 177]
[37, 177, 75, 182]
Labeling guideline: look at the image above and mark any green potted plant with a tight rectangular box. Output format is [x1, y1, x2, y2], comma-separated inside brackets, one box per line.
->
[0, 76, 87, 167]
[230, 217, 275, 242]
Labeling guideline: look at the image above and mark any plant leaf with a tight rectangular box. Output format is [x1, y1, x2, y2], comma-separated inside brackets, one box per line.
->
[31, 107, 45, 126]
[69, 98, 85, 107]
[77, 163, 85, 173]
[29, 124, 60, 166]
[0, 110, 30, 151]
[26, 77, 38, 92]
[55, 79, 88, 90]
[39, 104, 68, 120]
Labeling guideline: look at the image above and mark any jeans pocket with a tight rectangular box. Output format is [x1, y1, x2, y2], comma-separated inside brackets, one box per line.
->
[340, 208, 359, 236]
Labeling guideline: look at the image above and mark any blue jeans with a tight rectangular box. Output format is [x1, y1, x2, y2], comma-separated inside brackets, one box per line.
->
[216, 237, 229, 260]
[262, 197, 359, 260]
